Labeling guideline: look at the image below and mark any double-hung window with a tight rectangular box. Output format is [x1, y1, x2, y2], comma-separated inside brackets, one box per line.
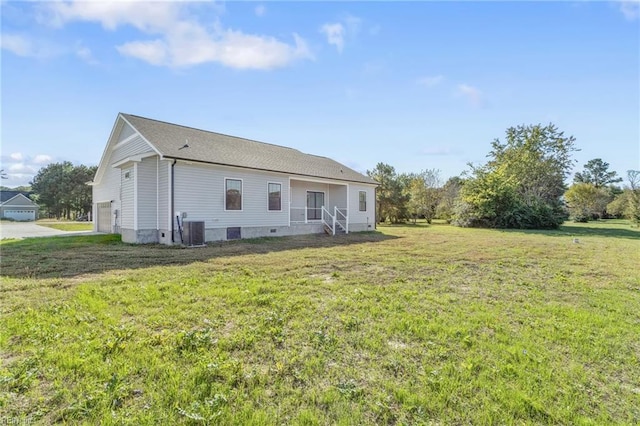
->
[359, 191, 367, 211]
[225, 179, 242, 210]
[268, 183, 282, 211]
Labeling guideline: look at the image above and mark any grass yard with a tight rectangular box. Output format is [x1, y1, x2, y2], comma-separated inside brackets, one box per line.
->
[1, 221, 639, 424]
[36, 219, 93, 232]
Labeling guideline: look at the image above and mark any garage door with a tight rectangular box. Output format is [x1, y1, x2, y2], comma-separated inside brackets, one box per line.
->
[4, 209, 36, 221]
[96, 202, 112, 233]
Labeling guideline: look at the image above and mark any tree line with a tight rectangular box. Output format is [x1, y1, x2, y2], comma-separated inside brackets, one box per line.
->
[29, 162, 97, 220]
[367, 123, 640, 229]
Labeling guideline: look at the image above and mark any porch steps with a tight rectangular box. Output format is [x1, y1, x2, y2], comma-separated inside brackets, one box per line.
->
[324, 223, 346, 235]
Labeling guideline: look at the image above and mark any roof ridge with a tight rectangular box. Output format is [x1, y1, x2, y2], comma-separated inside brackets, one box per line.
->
[120, 113, 302, 153]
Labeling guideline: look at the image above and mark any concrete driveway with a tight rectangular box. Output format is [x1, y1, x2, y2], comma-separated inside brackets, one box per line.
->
[0, 221, 95, 239]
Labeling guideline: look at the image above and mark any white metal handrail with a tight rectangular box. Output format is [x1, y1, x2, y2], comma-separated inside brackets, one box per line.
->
[290, 206, 323, 223]
[334, 206, 348, 234]
[290, 205, 347, 235]
[322, 206, 335, 235]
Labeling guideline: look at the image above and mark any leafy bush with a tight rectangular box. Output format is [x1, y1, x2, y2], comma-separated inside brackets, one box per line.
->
[452, 124, 576, 229]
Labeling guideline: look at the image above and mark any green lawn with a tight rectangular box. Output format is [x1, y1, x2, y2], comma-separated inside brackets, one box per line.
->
[1, 221, 638, 424]
[36, 220, 93, 232]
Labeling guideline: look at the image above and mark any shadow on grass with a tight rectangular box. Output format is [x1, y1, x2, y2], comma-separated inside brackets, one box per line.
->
[499, 221, 640, 240]
[0, 231, 399, 279]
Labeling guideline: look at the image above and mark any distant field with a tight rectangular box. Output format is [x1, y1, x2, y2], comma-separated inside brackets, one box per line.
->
[1, 220, 638, 424]
[36, 219, 93, 232]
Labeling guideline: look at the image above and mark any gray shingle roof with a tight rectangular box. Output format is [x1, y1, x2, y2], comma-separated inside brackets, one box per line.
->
[0, 191, 32, 203]
[120, 114, 377, 185]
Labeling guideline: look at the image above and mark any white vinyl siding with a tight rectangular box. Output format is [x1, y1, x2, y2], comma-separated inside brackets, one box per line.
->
[112, 135, 153, 164]
[158, 160, 170, 231]
[117, 123, 136, 143]
[121, 167, 134, 229]
[290, 180, 347, 217]
[330, 185, 347, 211]
[92, 131, 155, 234]
[348, 184, 376, 225]
[137, 157, 158, 229]
[173, 162, 289, 228]
[290, 181, 330, 210]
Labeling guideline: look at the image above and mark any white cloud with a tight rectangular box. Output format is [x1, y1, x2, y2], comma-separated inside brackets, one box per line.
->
[213, 30, 311, 70]
[456, 84, 484, 107]
[8, 163, 37, 174]
[118, 39, 168, 66]
[320, 23, 345, 53]
[0, 153, 54, 186]
[0, 33, 59, 59]
[1, 34, 32, 56]
[255, 4, 266, 17]
[363, 61, 385, 75]
[618, 1, 640, 20]
[75, 44, 96, 63]
[419, 147, 456, 156]
[33, 154, 53, 164]
[418, 75, 444, 88]
[44, 1, 182, 32]
[117, 28, 312, 69]
[42, 1, 311, 70]
[2, 33, 96, 63]
[320, 14, 363, 53]
[343, 15, 362, 35]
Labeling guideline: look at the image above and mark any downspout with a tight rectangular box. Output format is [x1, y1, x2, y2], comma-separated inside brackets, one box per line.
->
[171, 159, 176, 243]
[156, 156, 159, 232]
[374, 186, 378, 230]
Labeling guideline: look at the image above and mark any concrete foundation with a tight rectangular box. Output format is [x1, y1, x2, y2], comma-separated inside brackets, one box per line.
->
[125, 223, 373, 245]
[121, 228, 159, 244]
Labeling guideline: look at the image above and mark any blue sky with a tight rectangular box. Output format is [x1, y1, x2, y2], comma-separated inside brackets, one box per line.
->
[1, 1, 639, 188]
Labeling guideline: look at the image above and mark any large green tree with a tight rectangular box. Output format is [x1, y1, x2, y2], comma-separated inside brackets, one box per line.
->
[564, 183, 611, 222]
[624, 170, 640, 225]
[573, 158, 622, 218]
[405, 169, 442, 224]
[605, 170, 640, 225]
[436, 176, 464, 222]
[453, 123, 577, 229]
[30, 162, 96, 219]
[574, 158, 622, 188]
[367, 163, 409, 223]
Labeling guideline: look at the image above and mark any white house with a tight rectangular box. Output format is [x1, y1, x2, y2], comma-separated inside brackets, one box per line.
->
[0, 191, 39, 221]
[91, 113, 378, 245]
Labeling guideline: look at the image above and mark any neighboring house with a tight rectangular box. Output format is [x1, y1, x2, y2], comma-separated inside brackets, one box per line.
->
[91, 113, 378, 245]
[0, 191, 39, 221]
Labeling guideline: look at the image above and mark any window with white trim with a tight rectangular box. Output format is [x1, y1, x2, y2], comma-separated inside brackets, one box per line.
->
[359, 191, 367, 211]
[268, 183, 282, 211]
[225, 179, 242, 210]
